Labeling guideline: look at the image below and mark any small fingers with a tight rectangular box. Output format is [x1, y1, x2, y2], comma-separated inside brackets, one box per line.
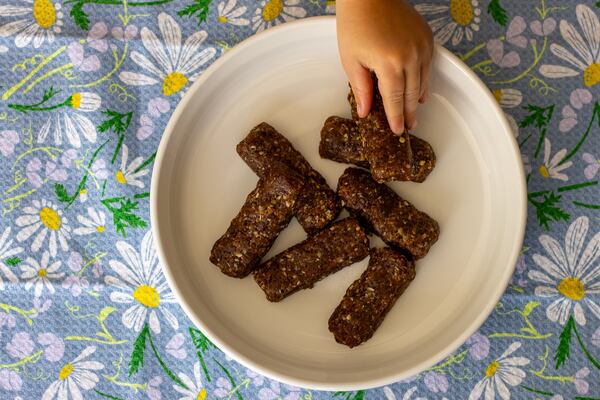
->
[345, 62, 373, 118]
[419, 62, 430, 104]
[404, 64, 421, 130]
[377, 68, 405, 134]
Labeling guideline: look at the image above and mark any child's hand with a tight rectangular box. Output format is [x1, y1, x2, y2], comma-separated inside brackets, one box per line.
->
[336, 0, 433, 133]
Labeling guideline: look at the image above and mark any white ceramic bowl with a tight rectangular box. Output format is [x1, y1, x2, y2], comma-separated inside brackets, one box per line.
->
[151, 16, 526, 391]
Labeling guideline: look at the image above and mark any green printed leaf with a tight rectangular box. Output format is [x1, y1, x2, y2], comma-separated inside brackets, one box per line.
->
[177, 0, 212, 26]
[5, 257, 22, 266]
[98, 109, 133, 134]
[521, 385, 554, 396]
[70, 1, 90, 30]
[214, 358, 243, 400]
[189, 327, 214, 382]
[487, 0, 507, 26]
[554, 316, 574, 369]
[146, 327, 189, 389]
[94, 389, 125, 400]
[519, 104, 555, 129]
[529, 192, 570, 230]
[522, 301, 540, 317]
[128, 323, 149, 376]
[55, 183, 70, 203]
[101, 197, 148, 237]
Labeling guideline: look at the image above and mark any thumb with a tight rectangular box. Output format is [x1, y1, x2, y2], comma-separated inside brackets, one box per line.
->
[345, 62, 373, 118]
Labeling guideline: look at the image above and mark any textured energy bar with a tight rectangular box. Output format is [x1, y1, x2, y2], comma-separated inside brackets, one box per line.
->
[348, 85, 414, 182]
[253, 218, 370, 302]
[319, 116, 435, 182]
[237, 122, 340, 234]
[337, 167, 439, 259]
[210, 164, 305, 278]
[328, 247, 416, 348]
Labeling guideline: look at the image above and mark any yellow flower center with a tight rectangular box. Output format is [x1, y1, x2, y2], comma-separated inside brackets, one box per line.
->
[79, 188, 87, 195]
[133, 284, 160, 308]
[262, 0, 283, 22]
[218, 15, 228, 23]
[70, 93, 82, 109]
[40, 207, 61, 231]
[96, 225, 105, 233]
[492, 89, 502, 103]
[539, 165, 550, 178]
[38, 268, 47, 278]
[583, 63, 600, 87]
[33, 0, 56, 29]
[196, 389, 207, 400]
[115, 170, 127, 185]
[162, 72, 188, 96]
[557, 277, 585, 301]
[59, 363, 73, 380]
[450, 0, 474, 26]
[485, 360, 499, 378]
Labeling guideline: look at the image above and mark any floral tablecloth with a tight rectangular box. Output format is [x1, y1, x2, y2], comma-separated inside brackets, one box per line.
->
[0, 0, 599, 398]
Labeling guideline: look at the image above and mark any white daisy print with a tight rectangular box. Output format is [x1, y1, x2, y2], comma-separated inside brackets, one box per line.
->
[20, 251, 63, 297]
[0, 0, 64, 48]
[540, 5, 600, 87]
[42, 346, 104, 400]
[415, 0, 481, 46]
[217, 0, 249, 26]
[115, 144, 149, 189]
[105, 230, 179, 334]
[173, 362, 207, 400]
[15, 199, 71, 257]
[529, 216, 600, 326]
[73, 207, 106, 235]
[119, 12, 217, 97]
[251, 0, 306, 33]
[492, 88, 522, 137]
[468, 342, 530, 400]
[538, 138, 572, 181]
[0, 227, 23, 290]
[36, 92, 100, 148]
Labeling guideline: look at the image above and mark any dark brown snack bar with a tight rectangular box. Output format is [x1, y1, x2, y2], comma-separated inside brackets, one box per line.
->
[348, 85, 414, 183]
[237, 122, 341, 234]
[210, 165, 305, 278]
[253, 218, 370, 302]
[319, 116, 435, 182]
[319, 116, 369, 168]
[328, 247, 416, 348]
[337, 168, 439, 259]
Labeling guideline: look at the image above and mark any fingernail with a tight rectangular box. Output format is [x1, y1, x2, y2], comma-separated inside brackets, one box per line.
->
[390, 118, 403, 134]
[411, 120, 418, 129]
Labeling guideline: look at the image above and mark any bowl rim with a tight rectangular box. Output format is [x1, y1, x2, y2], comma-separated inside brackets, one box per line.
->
[150, 15, 527, 391]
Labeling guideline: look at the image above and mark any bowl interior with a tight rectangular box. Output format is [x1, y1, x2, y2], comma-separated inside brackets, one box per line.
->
[151, 17, 525, 390]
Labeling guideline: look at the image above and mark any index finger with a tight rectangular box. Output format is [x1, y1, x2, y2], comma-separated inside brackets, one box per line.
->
[376, 68, 405, 134]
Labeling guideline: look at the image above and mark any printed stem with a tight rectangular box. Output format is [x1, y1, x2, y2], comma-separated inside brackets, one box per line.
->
[65, 139, 110, 207]
[573, 201, 600, 210]
[519, 133, 532, 148]
[491, 37, 548, 85]
[559, 102, 600, 165]
[8, 98, 71, 113]
[572, 322, 600, 370]
[134, 151, 156, 173]
[111, 133, 125, 164]
[134, 192, 149, 199]
[426, 349, 468, 372]
[528, 180, 598, 198]
[530, 370, 574, 383]
[489, 332, 552, 339]
[103, 352, 147, 392]
[0, 350, 43, 369]
[5, 177, 27, 195]
[71, 42, 129, 89]
[78, 251, 107, 276]
[471, 59, 493, 71]
[24, 63, 74, 94]
[64, 336, 128, 345]
[3, 46, 67, 100]
[94, 389, 125, 400]
[12, 146, 61, 169]
[146, 329, 189, 389]
[2, 187, 37, 215]
[0, 303, 36, 325]
[214, 358, 244, 400]
[66, 0, 173, 5]
[521, 385, 554, 396]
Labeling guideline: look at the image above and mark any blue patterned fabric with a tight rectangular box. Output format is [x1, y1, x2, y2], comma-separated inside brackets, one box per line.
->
[0, 0, 599, 398]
